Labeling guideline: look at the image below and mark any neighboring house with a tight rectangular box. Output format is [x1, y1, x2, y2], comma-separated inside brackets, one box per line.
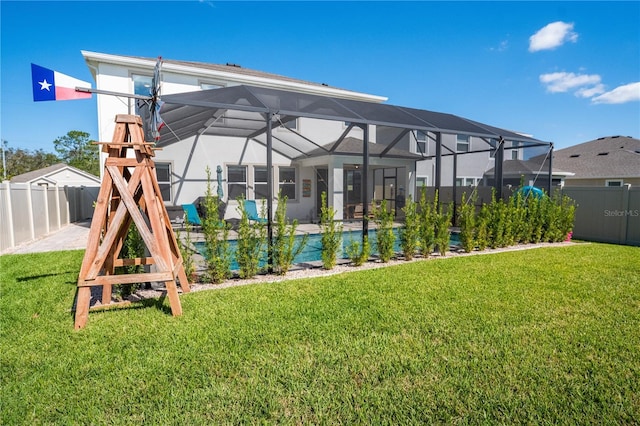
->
[83, 50, 550, 221]
[10, 163, 101, 187]
[483, 159, 574, 189]
[413, 133, 526, 189]
[549, 136, 640, 188]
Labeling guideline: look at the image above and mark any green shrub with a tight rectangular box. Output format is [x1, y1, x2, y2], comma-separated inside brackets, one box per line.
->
[475, 203, 490, 251]
[457, 192, 476, 253]
[528, 195, 544, 243]
[418, 188, 435, 256]
[270, 192, 308, 275]
[345, 233, 370, 266]
[433, 192, 452, 256]
[373, 199, 395, 262]
[320, 191, 343, 270]
[114, 224, 145, 299]
[177, 220, 196, 282]
[559, 194, 576, 240]
[400, 195, 419, 260]
[202, 167, 232, 283]
[509, 191, 528, 244]
[236, 196, 267, 278]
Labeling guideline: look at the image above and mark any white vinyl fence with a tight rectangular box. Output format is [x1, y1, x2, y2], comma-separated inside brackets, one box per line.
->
[0, 182, 99, 253]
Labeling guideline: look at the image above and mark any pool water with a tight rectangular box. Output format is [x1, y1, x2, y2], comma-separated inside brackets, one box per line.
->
[195, 228, 459, 270]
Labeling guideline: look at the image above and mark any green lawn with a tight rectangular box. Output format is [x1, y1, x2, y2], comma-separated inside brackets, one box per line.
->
[1, 243, 639, 424]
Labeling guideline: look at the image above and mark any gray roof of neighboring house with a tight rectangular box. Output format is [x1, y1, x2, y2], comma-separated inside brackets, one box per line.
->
[484, 159, 573, 177]
[297, 137, 422, 161]
[550, 136, 640, 179]
[10, 163, 99, 184]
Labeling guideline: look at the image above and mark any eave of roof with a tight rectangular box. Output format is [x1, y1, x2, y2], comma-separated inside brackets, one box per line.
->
[81, 50, 388, 103]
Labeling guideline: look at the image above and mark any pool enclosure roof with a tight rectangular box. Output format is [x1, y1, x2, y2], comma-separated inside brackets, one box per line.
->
[153, 84, 550, 159]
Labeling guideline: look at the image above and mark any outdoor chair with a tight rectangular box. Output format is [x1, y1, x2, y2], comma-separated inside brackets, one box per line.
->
[353, 204, 364, 219]
[181, 204, 203, 228]
[244, 200, 267, 224]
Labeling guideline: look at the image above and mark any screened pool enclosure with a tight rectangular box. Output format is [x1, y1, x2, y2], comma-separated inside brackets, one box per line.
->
[141, 84, 554, 240]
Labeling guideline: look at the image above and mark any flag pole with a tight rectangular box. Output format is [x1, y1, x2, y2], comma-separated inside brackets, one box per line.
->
[75, 87, 152, 100]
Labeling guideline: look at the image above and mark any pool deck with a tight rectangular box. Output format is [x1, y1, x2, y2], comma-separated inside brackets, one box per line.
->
[1, 219, 402, 255]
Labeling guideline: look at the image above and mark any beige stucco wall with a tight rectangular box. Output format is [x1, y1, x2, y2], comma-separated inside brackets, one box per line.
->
[564, 177, 640, 187]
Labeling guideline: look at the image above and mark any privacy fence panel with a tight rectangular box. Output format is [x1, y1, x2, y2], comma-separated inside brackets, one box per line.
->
[9, 185, 31, 247]
[47, 186, 60, 233]
[0, 182, 99, 253]
[57, 187, 69, 225]
[562, 186, 639, 246]
[0, 185, 12, 252]
[626, 188, 640, 245]
[32, 186, 48, 239]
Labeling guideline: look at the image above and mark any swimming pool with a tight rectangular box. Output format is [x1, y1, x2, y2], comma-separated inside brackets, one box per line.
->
[195, 228, 459, 270]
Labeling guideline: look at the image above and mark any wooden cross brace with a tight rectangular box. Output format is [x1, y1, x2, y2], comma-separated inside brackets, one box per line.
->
[75, 115, 190, 329]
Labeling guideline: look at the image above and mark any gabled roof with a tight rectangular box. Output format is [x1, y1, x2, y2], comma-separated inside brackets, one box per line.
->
[485, 159, 573, 177]
[11, 163, 100, 184]
[82, 50, 386, 103]
[549, 136, 640, 179]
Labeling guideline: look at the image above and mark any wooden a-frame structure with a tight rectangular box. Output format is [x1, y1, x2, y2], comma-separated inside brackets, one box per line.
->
[75, 114, 190, 329]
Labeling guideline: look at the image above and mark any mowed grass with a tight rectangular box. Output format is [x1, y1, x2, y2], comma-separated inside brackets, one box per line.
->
[1, 243, 639, 424]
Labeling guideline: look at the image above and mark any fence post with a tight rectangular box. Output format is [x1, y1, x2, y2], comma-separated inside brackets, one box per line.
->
[26, 183, 36, 240]
[622, 184, 630, 245]
[3, 181, 15, 248]
[43, 185, 50, 235]
[54, 183, 61, 230]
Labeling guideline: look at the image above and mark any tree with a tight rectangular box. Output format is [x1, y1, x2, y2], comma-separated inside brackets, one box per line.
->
[0, 145, 59, 180]
[53, 130, 99, 176]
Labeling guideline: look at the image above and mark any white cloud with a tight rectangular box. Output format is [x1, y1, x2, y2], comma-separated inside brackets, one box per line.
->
[575, 84, 605, 98]
[539, 72, 602, 93]
[529, 21, 578, 52]
[591, 82, 640, 104]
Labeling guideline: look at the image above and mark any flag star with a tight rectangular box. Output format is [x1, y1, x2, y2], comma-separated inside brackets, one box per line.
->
[39, 79, 52, 91]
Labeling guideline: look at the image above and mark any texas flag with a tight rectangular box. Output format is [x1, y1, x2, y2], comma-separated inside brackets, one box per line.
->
[31, 64, 92, 102]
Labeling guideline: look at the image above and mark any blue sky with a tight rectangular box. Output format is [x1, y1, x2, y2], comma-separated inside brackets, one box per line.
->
[2, 1, 639, 153]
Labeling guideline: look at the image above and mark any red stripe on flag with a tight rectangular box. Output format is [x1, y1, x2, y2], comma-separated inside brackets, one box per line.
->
[55, 86, 92, 101]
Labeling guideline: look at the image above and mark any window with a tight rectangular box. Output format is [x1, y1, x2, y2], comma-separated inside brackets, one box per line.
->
[416, 130, 427, 155]
[489, 138, 498, 158]
[278, 167, 297, 200]
[511, 141, 521, 160]
[416, 176, 428, 188]
[456, 177, 479, 187]
[155, 162, 172, 202]
[254, 166, 269, 199]
[227, 165, 247, 200]
[201, 82, 224, 90]
[606, 180, 623, 187]
[281, 117, 298, 131]
[457, 134, 470, 152]
[133, 75, 153, 96]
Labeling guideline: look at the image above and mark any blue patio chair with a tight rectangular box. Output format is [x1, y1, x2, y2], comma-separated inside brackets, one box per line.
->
[181, 204, 202, 227]
[244, 200, 267, 224]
